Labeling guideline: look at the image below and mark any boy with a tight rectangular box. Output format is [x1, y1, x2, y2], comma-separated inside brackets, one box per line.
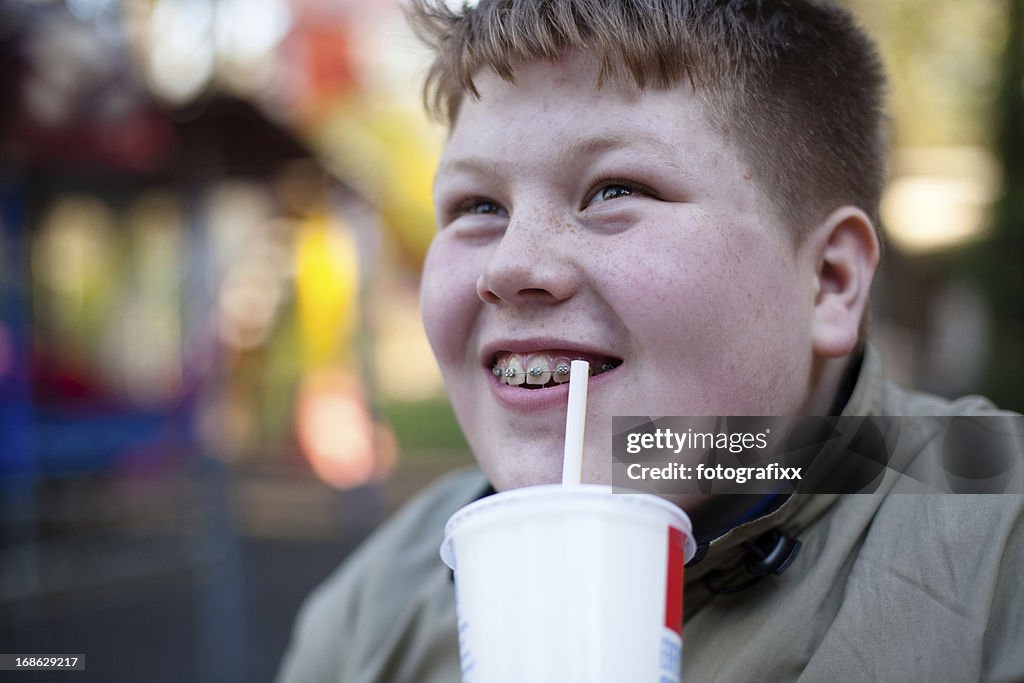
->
[278, 1, 1024, 680]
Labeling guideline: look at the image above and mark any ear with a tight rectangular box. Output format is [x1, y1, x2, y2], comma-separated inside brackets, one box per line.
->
[806, 206, 880, 358]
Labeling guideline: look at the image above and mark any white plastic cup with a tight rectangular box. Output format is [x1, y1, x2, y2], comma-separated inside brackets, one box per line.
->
[440, 484, 696, 683]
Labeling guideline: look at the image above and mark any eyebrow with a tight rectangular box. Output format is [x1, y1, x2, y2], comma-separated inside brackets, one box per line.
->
[434, 156, 504, 190]
[564, 132, 637, 159]
[434, 131, 688, 189]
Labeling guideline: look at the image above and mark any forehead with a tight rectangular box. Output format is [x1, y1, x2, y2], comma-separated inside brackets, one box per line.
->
[437, 54, 730, 181]
[454, 54, 701, 138]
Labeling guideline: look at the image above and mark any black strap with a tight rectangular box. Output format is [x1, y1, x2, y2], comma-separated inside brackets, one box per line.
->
[702, 529, 802, 595]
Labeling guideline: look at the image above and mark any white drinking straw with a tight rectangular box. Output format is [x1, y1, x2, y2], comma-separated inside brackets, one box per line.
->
[561, 360, 590, 486]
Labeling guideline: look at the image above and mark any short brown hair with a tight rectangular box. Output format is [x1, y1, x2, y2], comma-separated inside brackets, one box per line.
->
[406, 0, 888, 241]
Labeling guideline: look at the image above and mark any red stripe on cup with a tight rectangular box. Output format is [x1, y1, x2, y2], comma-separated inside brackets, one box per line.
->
[665, 526, 685, 634]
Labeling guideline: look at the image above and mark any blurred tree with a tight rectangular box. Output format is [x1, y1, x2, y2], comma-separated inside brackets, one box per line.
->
[969, 0, 1024, 411]
[849, 0, 1004, 148]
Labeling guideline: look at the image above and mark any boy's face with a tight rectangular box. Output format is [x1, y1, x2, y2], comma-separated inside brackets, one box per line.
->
[422, 53, 820, 491]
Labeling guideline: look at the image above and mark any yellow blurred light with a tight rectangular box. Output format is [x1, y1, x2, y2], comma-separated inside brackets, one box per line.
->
[35, 195, 116, 297]
[314, 102, 442, 266]
[295, 215, 359, 369]
[881, 146, 999, 254]
[882, 177, 992, 252]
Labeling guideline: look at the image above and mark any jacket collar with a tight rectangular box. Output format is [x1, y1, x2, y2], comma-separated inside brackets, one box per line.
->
[684, 346, 888, 585]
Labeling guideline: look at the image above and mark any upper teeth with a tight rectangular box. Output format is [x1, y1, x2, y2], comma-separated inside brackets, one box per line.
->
[506, 354, 526, 386]
[492, 353, 619, 386]
[525, 353, 551, 385]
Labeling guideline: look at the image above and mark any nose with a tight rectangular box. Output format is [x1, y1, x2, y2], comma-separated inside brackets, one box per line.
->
[476, 213, 580, 306]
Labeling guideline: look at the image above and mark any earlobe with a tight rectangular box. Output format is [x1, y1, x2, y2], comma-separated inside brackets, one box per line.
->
[809, 207, 880, 358]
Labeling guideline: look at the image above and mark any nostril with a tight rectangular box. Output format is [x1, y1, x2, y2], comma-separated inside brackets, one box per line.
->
[476, 275, 501, 304]
[477, 247, 578, 304]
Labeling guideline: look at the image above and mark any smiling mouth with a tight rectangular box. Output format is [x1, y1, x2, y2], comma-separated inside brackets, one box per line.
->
[491, 350, 623, 389]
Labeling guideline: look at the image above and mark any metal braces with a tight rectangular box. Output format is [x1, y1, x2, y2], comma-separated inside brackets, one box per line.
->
[492, 362, 616, 378]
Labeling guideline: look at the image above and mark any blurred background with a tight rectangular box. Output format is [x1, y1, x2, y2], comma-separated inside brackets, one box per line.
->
[0, 0, 1020, 681]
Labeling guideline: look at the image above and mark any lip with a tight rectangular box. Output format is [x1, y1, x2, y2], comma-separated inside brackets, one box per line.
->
[487, 365, 620, 412]
[480, 337, 622, 413]
[479, 336, 621, 369]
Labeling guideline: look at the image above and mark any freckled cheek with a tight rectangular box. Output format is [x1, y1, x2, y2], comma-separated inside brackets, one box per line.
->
[420, 244, 485, 366]
[601, 231, 796, 354]
[599, 233, 725, 314]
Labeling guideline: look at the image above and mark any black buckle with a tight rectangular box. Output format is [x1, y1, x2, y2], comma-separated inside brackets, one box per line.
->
[703, 530, 802, 595]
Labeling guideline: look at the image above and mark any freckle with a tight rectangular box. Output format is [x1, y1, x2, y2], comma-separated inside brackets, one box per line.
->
[743, 172, 751, 180]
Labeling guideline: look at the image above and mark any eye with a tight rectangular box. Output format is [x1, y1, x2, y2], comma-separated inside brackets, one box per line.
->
[440, 196, 509, 230]
[584, 179, 656, 208]
[595, 185, 633, 201]
[459, 198, 508, 217]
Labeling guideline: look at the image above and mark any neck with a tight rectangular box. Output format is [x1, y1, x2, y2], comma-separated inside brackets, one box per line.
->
[804, 350, 863, 416]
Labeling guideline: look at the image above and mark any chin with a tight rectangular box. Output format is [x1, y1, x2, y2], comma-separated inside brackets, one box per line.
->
[487, 460, 562, 492]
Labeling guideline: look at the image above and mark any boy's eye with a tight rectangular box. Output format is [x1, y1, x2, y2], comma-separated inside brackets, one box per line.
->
[460, 199, 508, 217]
[584, 180, 654, 208]
[595, 185, 633, 202]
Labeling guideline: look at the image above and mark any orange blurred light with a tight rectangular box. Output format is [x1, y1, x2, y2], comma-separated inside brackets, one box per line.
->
[295, 372, 395, 490]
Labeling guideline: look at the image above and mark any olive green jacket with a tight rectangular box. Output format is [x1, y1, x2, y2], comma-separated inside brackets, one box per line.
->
[277, 349, 1024, 682]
